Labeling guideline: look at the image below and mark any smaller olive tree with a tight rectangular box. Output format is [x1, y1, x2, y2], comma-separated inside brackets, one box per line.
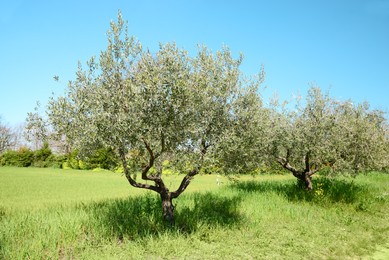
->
[267, 87, 389, 189]
[334, 101, 389, 173]
[268, 87, 339, 190]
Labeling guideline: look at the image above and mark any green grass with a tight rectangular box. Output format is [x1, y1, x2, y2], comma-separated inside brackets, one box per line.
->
[1, 167, 389, 259]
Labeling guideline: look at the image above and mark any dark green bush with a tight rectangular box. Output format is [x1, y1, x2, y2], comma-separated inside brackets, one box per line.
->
[45, 154, 66, 168]
[0, 144, 67, 168]
[33, 142, 52, 162]
[64, 150, 80, 169]
[61, 147, 119, 170]
[88, 147, 118, 170]
[0, 150, 18, 166]
[16, 147, 34, 167]
[0, 147, 34, 167]
[0, 144, 119, 170]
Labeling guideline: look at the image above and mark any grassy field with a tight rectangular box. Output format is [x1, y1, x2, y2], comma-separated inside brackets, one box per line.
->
[1, 167, 388, 259]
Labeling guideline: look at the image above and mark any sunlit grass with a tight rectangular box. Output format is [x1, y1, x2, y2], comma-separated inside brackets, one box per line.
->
[1, 167, 388, 259]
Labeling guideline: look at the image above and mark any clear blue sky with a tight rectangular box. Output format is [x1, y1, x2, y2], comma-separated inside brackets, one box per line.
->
[1, 0, 388, 126]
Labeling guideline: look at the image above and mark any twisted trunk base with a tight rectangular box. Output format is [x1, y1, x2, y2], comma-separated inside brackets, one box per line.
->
[277, 151, 316, 191]
[297, 173, 313, 190]
[160, 191, 175, 225]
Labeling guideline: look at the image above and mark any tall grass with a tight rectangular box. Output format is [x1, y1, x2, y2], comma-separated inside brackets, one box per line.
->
[1, 167, 388, 259]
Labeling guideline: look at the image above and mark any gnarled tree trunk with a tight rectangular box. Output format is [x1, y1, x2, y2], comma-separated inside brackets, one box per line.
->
[277, 151, 316, 191]
[296, 172, 313, 190]
[119, 144, 202, 225]
[160, 191, 175, 225]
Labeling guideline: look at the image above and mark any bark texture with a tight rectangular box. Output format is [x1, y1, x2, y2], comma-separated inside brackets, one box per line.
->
[119, 148, 200, 223]
[160, 191, 175, 224]
[277, 150, 318, 190]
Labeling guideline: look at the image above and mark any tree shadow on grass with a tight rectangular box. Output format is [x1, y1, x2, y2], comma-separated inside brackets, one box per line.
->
[230, 177, 370, 205]
[83, 192, 243, 241]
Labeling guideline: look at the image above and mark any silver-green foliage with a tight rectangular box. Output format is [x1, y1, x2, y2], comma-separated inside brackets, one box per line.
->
[42, 12, 388, 197]
[46, 12, 264, 221]
[267, 86, 388, 189]
[334, 101, 389, 173]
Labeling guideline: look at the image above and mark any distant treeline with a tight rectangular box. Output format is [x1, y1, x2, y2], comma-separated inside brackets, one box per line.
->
[0, 142, 118, 171]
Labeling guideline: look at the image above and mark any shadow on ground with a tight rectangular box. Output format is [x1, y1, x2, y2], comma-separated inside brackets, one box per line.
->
[82, 192, 243, 240]
[230, 177, 370, 205]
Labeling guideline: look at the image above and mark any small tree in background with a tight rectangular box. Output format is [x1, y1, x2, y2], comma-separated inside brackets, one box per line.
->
[0, 117, 16, 153]
[267, 87, 388, 190]
[334, 101, 389, 174]
[268, 87, 341, 190]
[25, 104, 49, 151]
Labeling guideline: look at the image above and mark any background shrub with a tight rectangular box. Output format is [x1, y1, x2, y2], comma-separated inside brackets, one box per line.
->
[33, 142, 52, 162]
[13, 147, 34, 167]
[88, 147, 118, 170]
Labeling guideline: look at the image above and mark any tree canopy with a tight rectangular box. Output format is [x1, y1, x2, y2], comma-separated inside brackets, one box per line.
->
[265, 87, 389, 189]
[25, 12, 389, 221]
[46, 12, 265, 222]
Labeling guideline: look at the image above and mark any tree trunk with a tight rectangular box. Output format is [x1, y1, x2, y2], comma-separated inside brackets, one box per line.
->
[276, 153, 314, 191]
[301, 173, 313, 190]
[160, 191, 175, 225]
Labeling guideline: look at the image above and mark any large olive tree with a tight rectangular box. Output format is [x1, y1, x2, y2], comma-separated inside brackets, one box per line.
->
[46, 12, 262, 223]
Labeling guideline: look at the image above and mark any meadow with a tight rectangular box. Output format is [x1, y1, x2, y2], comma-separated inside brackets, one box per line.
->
[1, 167, 389, 259]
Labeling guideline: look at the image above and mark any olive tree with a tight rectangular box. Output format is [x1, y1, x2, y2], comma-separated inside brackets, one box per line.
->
[46, 12, 259, 223]
[268, 87, 338, 190]
[334, 101, 389, 173]
[267, 87, 388, 189]
[215, 73, 270, 175]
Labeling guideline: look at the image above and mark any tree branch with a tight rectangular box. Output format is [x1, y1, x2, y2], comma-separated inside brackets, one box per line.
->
[276, 149, 293, 170]
[276, 149, 300, 177]
[304, 151, 311, 173]
[171, 140, 208, 199]
[276, 157, 299, 177]
[201, 139, 211, 155]
[308, 163, 322, 176]
[118, 148, 160, 193]
[171, 168, 199, 198]
[140, 138, 162, 181]
[160, 131, 165, 157]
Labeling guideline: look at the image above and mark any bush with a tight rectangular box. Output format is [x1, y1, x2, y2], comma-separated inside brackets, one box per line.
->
[46, 154, 66, 168]
[0, 145, 120, 170]
[69, 158, 80, 169]
[0, 150, 18, 166]
[115, 165, 124, 173]
[31, 160, 47, 168]
[0, 147, 34, 167]
[79, 160, 92, 170]
[33, 142, 52, 162]
[88, 147, 118, 170]
[0, 144, 67, 168]
[62, 161, 72, 170]
[16, 147, 34, 167]
[67, 150, 80, 169]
